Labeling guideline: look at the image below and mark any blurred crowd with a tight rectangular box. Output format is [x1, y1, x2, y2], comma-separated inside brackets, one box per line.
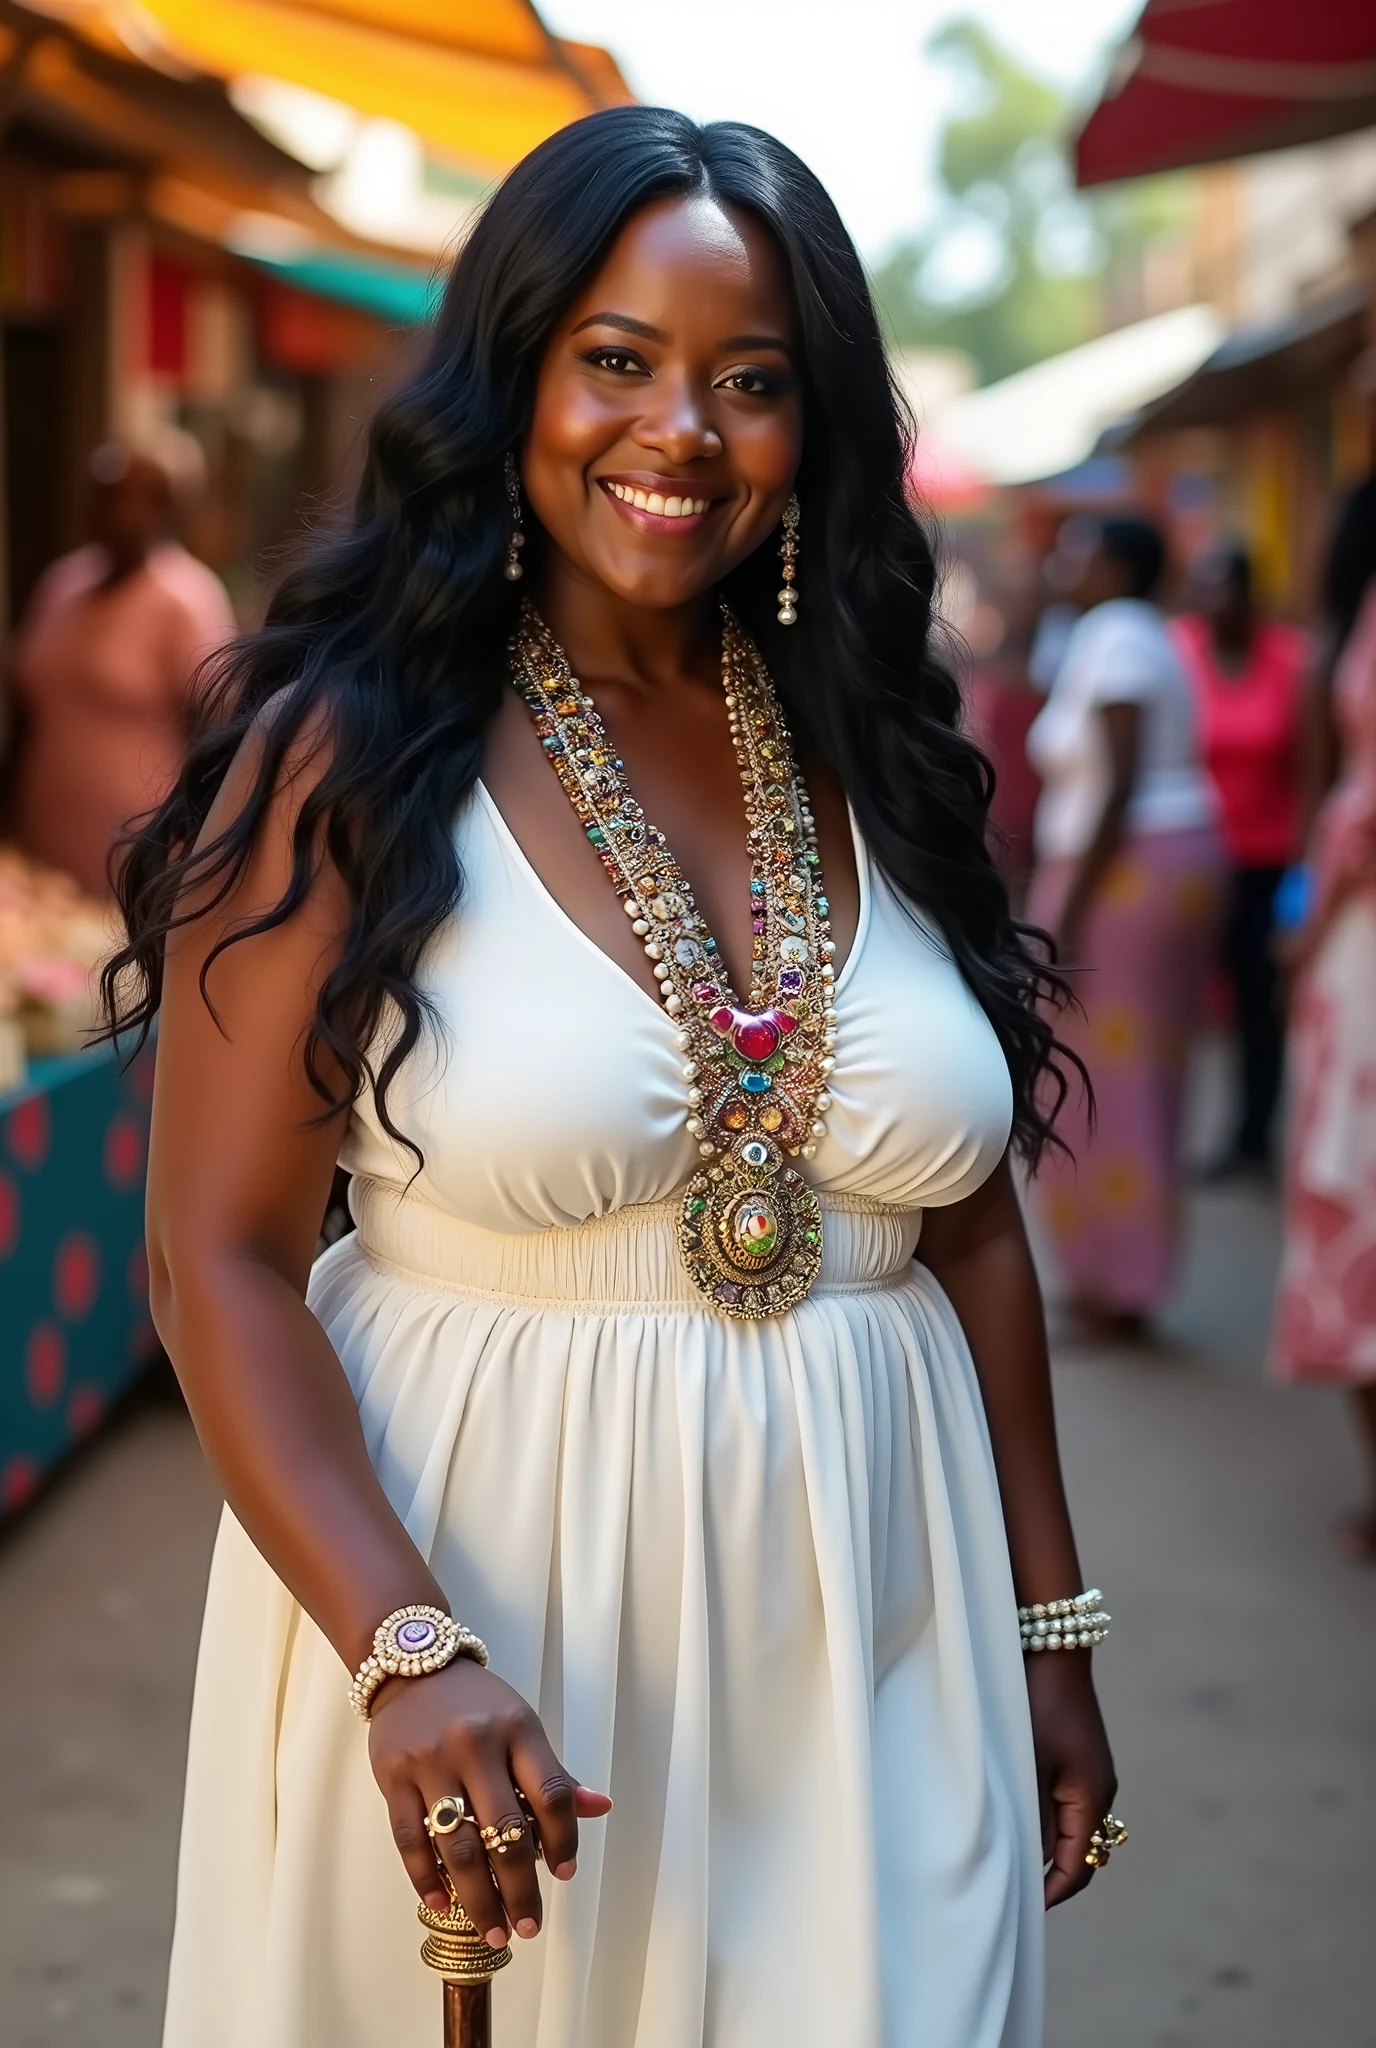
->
[971, 478, 1376, 1559]
[4, 429, 1376, 1559]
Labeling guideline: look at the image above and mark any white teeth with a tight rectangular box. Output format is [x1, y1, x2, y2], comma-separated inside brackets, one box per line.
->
[606, 484, 711, 517]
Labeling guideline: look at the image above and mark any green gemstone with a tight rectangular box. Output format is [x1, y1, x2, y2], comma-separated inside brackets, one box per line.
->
[689, 1197, 707, 1217]
[804, 1228, 819, 1245]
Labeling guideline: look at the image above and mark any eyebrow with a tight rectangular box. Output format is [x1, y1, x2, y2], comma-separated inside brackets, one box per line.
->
[570, 311, 796, 360]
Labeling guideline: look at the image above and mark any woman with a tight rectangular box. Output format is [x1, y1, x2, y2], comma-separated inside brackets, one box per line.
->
[109, 111, 1115, 2048]
[1027, 517, 1222, 1329]
[1173, 543, 1305, 1174]
[9, 442, 234, 897]
[1272, 504, 1376, 1558]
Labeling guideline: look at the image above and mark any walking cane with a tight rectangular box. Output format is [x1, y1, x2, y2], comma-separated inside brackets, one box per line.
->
[418, 1887, 512, 2048]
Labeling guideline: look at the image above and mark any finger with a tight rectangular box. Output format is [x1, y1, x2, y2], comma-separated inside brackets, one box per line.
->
[465, 1762, 545, 1939]
[383, 1779, 450, 1914]
[508, 1726, 581, 1878]
[420, 1777, 510, 1948]
[1043, 1775, 1107, 1909]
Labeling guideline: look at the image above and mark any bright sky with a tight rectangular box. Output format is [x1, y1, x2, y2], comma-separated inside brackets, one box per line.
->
[538, 0, 1143, 261]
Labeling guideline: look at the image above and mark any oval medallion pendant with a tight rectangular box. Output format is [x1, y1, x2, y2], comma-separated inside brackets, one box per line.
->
[678, 1146, 823, 1321]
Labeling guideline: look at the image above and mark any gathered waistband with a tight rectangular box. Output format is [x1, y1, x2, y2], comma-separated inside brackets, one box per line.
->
[349, 1177, 923, 1314]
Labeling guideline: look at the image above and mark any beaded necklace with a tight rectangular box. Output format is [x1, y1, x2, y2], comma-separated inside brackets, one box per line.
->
[510, 601, 838, 1320]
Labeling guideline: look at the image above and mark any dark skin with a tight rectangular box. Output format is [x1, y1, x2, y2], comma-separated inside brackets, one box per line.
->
[91, 455, 174, 584]
[148, 195, 1113, 1961]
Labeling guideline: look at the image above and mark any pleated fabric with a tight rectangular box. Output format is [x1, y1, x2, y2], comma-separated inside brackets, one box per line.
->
[161, 790, 1044, 2048]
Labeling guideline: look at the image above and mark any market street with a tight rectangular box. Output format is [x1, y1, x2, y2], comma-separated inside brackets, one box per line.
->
[2, 1153, 1374, 2048]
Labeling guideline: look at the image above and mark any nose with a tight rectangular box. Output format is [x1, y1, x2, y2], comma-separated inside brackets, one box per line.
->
[632, 369, 722, 465]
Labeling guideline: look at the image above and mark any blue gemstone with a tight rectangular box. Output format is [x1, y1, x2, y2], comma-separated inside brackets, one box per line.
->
[740, 1071, 772, 1094]
[541, 737, 564, 753]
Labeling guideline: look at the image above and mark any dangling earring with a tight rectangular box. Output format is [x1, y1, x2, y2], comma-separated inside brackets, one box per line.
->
[777, 493, 800, 624]
[503, 452, 525, 581]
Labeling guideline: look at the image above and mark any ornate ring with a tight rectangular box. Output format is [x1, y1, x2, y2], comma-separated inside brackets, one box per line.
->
[1085, 1812, 1129, 1868]
[424, 1795, 470, 1839]
[478, 1817, 528, 1857]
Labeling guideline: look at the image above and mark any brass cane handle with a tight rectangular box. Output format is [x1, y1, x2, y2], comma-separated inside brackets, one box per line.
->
[418, 1893, 514, 1987]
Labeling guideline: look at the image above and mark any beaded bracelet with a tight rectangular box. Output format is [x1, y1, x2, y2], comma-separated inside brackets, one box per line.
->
[1018, 1588, 1111, 1653]
[348, 1603, 489, 1720]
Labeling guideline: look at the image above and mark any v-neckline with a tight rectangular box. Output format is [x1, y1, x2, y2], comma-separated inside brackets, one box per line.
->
[472, 778, 872, 1037]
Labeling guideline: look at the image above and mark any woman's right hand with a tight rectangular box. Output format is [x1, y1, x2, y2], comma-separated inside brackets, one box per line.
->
[369, 1658, 612, 1948]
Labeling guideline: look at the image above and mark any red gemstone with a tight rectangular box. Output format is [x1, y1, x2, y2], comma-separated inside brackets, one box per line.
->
[732, 1014, 781, 1061]
[709, 1005, 736, 1037]
[772, 1008, 798, 1035]
[692, 981, 721, 1004]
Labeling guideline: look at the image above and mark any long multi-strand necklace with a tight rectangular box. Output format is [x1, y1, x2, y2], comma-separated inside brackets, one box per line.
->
[510, 601, 838, 1320]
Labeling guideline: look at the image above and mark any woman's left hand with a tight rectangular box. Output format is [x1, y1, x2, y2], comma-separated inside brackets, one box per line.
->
[1026, 1651, 1117, 1907]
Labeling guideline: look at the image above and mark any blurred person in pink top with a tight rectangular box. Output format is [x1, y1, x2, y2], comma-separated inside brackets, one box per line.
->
[1172, 543, 1306, 1175]
[7, 442, 235, 899]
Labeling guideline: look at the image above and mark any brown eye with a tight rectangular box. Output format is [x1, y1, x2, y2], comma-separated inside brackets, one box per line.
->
[583, 347, 648, 377]
[719, 367, 787, 398]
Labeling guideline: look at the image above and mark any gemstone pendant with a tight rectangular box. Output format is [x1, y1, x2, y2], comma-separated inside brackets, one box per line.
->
[677, 1149, 823, 1320]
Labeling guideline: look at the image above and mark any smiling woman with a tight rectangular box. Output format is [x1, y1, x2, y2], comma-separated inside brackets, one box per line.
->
[102, 106, 1113, 2048]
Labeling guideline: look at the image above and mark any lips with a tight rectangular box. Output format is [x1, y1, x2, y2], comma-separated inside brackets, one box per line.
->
[597, 476, 723, 535]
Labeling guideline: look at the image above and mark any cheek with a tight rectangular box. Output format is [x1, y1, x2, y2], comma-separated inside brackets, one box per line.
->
[528, 380, 624, 478]
[732, 406, 804, 501]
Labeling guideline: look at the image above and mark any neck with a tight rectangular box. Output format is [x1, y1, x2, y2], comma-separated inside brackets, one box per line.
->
[531, 556, 721, 697]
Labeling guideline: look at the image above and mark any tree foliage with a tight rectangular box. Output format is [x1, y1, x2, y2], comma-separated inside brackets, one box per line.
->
[873, 20, 1186, 386]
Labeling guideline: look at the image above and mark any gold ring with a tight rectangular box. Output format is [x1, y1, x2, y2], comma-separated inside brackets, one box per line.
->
[478, 1818, 528, 1857]
[424, 1795, 470, 1838]
[1085, 1812, 1129, 1868]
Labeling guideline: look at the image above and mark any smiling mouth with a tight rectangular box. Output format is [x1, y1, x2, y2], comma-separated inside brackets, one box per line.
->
[600, 479, 717, 521]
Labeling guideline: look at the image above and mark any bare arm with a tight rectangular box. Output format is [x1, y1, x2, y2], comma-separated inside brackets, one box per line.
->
[1054, 700, 1140, 958]
[921, 1157, 1116, 1904]
[148, 728, 443, 1665]
[148, 724, 606, 1947]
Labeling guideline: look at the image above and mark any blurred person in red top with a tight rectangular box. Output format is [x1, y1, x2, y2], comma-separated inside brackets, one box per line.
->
[1172, 542, 1306, 1174]
[7, 441, 235, 900]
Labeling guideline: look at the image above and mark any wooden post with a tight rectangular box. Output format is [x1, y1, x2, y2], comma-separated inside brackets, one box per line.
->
[418, 1892, 511, 2048]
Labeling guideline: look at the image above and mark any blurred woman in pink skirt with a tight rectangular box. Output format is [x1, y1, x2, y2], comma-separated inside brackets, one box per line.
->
[1272, 486, 1376, 1557]
[1026, 517, 1223, 1332]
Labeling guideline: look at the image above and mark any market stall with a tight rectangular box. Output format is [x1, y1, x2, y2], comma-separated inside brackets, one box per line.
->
[0, 850, 156, 1520]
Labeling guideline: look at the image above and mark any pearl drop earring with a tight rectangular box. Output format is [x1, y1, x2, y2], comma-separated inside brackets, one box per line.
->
[777, 493, 800, 624]
[504, 453, 525, 582]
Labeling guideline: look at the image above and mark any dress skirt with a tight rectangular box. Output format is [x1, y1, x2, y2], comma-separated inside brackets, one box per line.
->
[161, 1186, 1044, 2048]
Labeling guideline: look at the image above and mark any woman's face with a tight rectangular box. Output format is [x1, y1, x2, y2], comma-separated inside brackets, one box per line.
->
[522, 195, 804, 611]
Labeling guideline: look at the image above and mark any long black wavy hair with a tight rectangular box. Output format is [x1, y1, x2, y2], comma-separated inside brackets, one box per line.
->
[103, 105, 1077, 1163]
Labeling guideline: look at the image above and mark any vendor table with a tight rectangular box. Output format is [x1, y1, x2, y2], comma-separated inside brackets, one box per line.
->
[0, 1042, 156, 1519]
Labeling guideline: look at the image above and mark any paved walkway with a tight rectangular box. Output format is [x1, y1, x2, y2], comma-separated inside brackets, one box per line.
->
[3, 1161, 1374, 2046]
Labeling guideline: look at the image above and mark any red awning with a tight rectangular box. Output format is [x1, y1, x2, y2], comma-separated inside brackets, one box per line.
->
[1076, 0, 1376, 188]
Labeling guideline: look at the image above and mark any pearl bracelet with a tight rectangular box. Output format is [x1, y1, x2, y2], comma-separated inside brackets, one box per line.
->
[1018, 1588, 1111, 1653]
[348, 1603, 489, 1720]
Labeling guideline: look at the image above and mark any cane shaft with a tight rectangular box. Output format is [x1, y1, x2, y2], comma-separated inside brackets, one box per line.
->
[444, 1979, 491, 2048]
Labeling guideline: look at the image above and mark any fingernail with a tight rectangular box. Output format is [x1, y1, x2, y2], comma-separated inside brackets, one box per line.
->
[516, 1917, 538, 1939]
[486, 1927, 509, 1949]
[424, 1892, 449, 1912]
[554, 1859, 577, 1881]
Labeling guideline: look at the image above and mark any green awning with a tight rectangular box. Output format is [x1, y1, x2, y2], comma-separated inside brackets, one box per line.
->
[245, 248, 444, 325]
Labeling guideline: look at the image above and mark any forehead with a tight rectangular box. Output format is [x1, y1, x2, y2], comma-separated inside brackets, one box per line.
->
[560, 195, 797, 341]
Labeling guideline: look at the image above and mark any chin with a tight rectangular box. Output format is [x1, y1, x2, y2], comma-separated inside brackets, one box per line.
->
[599, 562, 721, 610]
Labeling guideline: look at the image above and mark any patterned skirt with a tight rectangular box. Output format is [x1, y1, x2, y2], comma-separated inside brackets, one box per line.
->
[1272, 889, 1376, 1383]
[1027, 827, 1225, 1314]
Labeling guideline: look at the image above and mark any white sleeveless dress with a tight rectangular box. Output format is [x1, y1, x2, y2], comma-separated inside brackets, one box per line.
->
[162, 784, 1044, 2048]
